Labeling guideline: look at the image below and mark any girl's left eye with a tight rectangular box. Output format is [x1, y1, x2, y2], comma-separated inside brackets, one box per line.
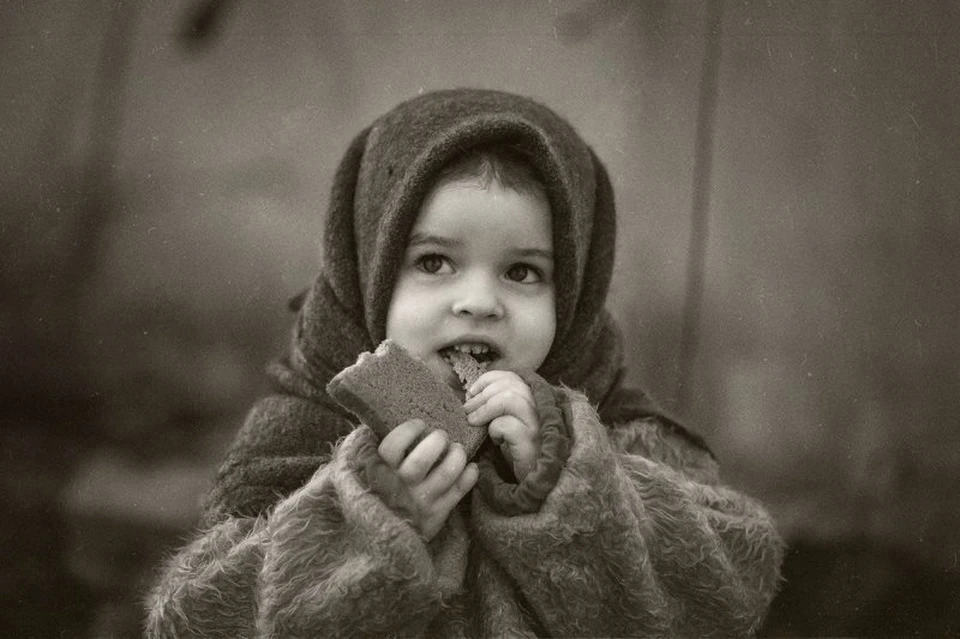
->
[414, 253, 452, 274]
[505, 264, 543, 284]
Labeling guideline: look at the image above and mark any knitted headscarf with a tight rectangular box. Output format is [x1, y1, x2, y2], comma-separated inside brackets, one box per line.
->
[204, 89, 700, 523]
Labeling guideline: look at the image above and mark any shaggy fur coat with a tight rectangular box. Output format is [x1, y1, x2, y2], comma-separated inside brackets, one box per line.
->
[145, 89, 783, 637]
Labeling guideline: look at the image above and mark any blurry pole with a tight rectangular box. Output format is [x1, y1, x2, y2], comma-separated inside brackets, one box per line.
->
[69, 0, 235, 301]
[677, 0, 724, 410]
[67, 0, 139, 311]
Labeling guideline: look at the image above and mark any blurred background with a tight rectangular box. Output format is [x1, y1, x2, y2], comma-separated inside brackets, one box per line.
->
[2, 0, 958, 636]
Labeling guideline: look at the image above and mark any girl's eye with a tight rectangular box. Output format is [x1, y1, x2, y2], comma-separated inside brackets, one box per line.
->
[415, 253, 451, 274]
[505, 263, 543, 284]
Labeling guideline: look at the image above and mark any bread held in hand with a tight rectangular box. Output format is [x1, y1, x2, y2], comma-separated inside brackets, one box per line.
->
[326, 339, 488, 459]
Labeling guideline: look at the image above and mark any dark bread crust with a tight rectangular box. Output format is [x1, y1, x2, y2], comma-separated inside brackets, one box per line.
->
[326, 340, 487, 459]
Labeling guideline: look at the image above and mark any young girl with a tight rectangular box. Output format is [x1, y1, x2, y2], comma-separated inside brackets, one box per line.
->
[146, 88, 783, 637]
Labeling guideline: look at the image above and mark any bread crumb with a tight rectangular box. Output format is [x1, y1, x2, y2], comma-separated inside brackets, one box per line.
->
[448, 351, 486, 389]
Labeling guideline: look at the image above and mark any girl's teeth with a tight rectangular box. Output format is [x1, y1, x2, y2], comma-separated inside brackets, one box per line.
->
[454, 343, 489, 355]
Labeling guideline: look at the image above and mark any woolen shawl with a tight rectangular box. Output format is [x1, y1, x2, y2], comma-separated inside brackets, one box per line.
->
[203, 88, 704, 524]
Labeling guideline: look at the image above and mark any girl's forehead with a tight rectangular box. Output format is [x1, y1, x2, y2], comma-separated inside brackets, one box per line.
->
[411, 179, 553, 247]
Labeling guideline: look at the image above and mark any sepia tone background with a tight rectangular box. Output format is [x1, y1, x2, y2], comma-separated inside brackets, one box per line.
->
[2, 1, 958, 636]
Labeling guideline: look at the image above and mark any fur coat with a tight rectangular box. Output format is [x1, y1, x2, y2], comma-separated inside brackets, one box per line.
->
[147, 389, 781, 637]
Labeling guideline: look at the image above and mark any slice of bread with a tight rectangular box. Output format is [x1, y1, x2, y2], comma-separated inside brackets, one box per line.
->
[326, 340, 487, 459]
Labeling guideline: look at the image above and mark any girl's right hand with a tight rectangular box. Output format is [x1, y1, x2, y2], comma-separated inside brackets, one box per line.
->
[373, 419, 479, 540]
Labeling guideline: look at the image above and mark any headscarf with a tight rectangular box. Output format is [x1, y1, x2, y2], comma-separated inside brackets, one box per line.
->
[204, 89, 703, 523]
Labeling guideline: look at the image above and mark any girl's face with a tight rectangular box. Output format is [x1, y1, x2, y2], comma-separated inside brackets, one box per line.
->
[386, 177, 556, 395]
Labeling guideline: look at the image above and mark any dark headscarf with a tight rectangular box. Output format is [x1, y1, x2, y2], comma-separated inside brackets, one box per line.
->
[204, 89, 702, 523]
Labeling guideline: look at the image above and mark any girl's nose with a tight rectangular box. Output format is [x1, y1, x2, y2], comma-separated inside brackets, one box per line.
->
[451, 274, 504, 319]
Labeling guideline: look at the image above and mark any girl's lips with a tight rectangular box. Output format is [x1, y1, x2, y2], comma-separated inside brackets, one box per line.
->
[436, 348, 501, 396]
[439, 342, 501, 365]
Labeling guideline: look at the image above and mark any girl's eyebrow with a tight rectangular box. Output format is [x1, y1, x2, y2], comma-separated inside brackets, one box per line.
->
[408, 232, 462, 249]
[514, 247, 554, 261]
[409, 232, 553, 261]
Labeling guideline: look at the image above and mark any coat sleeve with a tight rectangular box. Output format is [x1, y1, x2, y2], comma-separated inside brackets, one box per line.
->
[145, 426, 464, 638]
[471, 390, 785, 638]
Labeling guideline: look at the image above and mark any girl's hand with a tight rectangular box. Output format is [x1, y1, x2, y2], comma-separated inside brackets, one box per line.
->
[375, 419, 478, 540]
[463, 370, 541, 481]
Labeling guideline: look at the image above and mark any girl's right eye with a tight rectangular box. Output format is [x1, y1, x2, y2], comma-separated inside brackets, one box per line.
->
[414, 253, 451, 275]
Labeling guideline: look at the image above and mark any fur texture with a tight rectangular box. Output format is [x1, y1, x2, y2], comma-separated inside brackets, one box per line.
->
[146, 391, 783, 637]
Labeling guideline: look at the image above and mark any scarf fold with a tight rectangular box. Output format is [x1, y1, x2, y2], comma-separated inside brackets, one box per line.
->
[204, 89, 704, 523]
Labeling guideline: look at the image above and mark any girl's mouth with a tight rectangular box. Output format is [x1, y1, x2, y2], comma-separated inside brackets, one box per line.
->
[439, 342, 500, 366]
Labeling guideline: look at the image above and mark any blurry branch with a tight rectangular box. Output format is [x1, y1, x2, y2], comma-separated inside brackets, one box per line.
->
[677, 0, 724, 409]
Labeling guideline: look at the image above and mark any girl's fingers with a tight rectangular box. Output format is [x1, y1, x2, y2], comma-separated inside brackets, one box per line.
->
[488, 416, 539, 481]
[429, 462, 479, 514]
[378, 419, 427, 468]
[465, 369, 523, 400]
[466, 388, 538, 428]
[418, 443, 468, 499]
[464, 373, 535, 412]
[487, 415, 527, 447]
[396, 429, 449, 483]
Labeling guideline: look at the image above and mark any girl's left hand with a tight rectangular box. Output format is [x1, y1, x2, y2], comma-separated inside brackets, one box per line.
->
[463, 370, 541, 481]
